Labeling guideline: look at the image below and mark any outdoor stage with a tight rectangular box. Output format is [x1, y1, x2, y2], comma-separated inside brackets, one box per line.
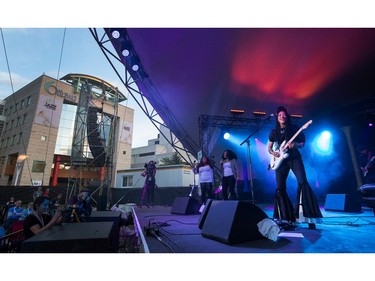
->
[131, 200, 375, 253]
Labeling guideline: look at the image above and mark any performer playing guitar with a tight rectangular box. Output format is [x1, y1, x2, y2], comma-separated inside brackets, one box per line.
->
[267, 106, 322, 230]
[269, 120, 312, 170]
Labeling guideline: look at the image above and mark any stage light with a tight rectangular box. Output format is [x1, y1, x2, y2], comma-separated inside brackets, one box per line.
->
[127, 55, 140, 72]
[122, 49, 130, 57]
[111, 30, 120, 39]
[291, 114, 303, 118]
[313, 130, 333, 155]
[230, 109, 245, 116]
[253, 111, 266, 117]
[223, 132, 230, 140]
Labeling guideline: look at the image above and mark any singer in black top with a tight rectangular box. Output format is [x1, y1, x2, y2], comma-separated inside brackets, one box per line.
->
[267, 106, 322, 230]
[141, 160, 157, 208]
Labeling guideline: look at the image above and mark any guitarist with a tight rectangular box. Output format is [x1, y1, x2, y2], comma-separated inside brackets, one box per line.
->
[357, 144, 375, 184]
[267, 106, 322, 230]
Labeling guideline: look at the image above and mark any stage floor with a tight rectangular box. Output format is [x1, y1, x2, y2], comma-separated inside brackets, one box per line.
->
[131, 201, 375, 253]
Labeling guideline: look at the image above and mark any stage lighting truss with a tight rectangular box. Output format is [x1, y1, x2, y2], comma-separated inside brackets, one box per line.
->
[106, 28, 148, 79]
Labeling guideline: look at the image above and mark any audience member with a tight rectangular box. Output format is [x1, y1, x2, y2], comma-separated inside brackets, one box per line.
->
[23, 196, 63, 240]
[3, 200, 23, 233]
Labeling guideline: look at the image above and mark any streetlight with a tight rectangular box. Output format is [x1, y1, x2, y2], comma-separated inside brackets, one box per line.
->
[14, 154, 28, 186]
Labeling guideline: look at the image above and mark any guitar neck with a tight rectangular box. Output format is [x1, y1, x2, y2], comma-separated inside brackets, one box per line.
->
[285, 120, 312, 146]
[286, 127, 304, 145]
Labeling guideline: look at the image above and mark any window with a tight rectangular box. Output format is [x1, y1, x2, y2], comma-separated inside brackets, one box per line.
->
[27, 96, 31, 106]
[22, 114, 27, 124]
[41, 136, 47, 141]
[18, 133, 22, 144]
[122, 176, 133, 187]
[20, 99, 25, 109]
[10, 135, 16, 146]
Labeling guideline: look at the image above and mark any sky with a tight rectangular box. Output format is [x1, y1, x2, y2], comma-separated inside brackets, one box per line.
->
[1, 1, 374, 279]
[0, 28, 160, 148]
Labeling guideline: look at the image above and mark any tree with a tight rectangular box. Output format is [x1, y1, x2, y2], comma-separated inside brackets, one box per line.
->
[159, 152, 185, 166]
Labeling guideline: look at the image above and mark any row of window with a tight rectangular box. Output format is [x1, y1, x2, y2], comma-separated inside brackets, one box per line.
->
[3, 114, 28, 132]
[3, 96, 32, 116]
[0, 132, 23, 149]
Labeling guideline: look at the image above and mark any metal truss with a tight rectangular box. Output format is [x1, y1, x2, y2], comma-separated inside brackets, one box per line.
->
[89, 28, 200, 167]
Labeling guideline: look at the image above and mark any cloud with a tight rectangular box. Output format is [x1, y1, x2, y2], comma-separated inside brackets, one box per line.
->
[0, 71, 31, 96]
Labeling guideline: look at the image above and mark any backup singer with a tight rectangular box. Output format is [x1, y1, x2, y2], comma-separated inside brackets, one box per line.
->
[220, 149, 239, 200]
[195, 156, 214, 204]
[267, 106, 322, 230]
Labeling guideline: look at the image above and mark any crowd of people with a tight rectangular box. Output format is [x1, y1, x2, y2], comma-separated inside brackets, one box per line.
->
[1, 187, 92, 237]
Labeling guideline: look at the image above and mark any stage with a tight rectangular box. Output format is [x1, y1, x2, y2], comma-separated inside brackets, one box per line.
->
[130, 201, 375, 253]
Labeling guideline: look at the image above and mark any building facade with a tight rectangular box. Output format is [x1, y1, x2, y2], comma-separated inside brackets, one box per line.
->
[0, 74, 134, 187]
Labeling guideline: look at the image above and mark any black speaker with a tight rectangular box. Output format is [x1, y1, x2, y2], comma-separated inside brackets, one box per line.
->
[198, 199, 213, 229]
[201, 200, 268, 244]
[324, 194, 361, 212]
[170, 197, 201, 215]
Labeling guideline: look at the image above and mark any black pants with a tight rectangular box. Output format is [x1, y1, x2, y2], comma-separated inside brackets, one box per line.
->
[273, 157, 322, 222]
[146, 180, 155, 205]
[222, 175, 237, 200]
[200, 182, 214, 204]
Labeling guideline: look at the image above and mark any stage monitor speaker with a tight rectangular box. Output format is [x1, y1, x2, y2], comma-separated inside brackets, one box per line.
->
[201, 200, 268, 244]
[324, 194, 361, 212]
[170, 197, 201, 215]
[198, 199, 213, 229]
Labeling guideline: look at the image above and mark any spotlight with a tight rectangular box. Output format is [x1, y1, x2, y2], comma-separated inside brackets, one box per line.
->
[128, 56, 140, 71]
[111, 30, 120, 39]
[291, 114, 303, 118]
[223, 132, 230, 140]
[253, 111, 266, 117]
[230, 109, 245, 116]
[122, 49, 130, 57]
[313, 130, 333, 155]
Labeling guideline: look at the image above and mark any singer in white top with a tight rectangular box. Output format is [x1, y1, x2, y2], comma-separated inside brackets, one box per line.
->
[220, 149, 239, 200]
[195, 156, 214, 204]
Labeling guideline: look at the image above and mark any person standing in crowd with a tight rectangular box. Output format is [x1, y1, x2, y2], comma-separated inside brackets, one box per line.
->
[1, 196, 15, 225]
[357, 144, 375, 184]
[23, 196, 63, 240]
[220, 149, 239, 200]
[195, 156, 214, 204]
[3, 200, 23, 233]
[267, 106, 322, 230]
[21, 202, 34, 220]
[33, 186, 43, 201]
[50, 192, 64, 215]
[141, 160, 157, 207]
[68, 189, 92, 218]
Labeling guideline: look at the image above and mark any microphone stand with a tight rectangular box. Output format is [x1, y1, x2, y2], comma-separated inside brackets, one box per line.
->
[240, 115, 273, 204]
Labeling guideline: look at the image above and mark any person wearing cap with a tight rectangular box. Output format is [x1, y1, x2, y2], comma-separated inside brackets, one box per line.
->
[67, 189, 92, 218]
[267, 106, 322, 230]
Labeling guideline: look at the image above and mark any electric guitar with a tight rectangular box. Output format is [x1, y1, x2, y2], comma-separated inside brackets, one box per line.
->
[269, 120, 313, 170]
[362, 156, 375, 177]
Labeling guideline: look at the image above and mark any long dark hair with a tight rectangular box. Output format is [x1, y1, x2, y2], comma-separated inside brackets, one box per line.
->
[275, 106, 293, 140]
[196, 156, 213, 171]
[222, 149, 237, 161]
